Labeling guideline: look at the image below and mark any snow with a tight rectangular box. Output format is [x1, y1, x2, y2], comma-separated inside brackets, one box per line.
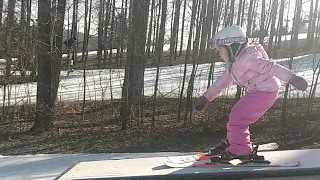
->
[0, 52, 319, 106]
[0, 152, 186, 180]
[2, 149, 320, 179]
[0, 41, 319, 179]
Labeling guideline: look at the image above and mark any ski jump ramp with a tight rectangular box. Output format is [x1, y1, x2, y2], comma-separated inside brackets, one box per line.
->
[55, 148, 320, 180]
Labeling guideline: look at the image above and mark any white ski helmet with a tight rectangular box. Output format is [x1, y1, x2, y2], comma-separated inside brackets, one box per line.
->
[210, 25, 247, 50]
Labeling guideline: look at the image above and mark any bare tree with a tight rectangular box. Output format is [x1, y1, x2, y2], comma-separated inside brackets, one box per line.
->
[152, 0, 167, 127]
[120, 0, 150, 130]
[82, 0, 93, 120]
[259, 0, 266, 44]
[179, 0, 187, 56]
[310, 0, 319, 47]
[30, 0, 55, 132]
[186, 0, 206, 122]
[178, 0, 198, 122]
[276, 0, 285, 48]
[146, 0, 155, 58]
[267, 0, 278, 56]
[52, 0, 68, 106]
[71, 0, 79, 63]
[281, 0, 302, 125]
[97, 0, 105, 68]
[246, 0, 255, 37]
[169, 0, 181, 65]
[5, 0, 16, 78]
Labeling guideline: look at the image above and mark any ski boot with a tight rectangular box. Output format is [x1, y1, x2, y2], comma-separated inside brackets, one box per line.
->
[204, 139, 229, 156]
[209, 144, 270, 165]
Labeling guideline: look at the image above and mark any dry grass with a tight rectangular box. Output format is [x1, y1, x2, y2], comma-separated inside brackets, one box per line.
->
[0, 96, 319, 156]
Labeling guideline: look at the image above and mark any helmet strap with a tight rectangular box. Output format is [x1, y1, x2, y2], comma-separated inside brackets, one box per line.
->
[227, 44, 244, 73]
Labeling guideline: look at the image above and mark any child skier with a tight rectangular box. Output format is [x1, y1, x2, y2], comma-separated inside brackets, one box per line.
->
[193, 25, 308, 161]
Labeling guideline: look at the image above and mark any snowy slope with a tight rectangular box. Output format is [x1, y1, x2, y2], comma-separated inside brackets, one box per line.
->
[0, 52, 319, 106]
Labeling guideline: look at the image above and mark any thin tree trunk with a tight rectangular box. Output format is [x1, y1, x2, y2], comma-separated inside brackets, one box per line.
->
[310, 0, 319, 46]
[169, 0, 181, 65]
[177, 0, 197, 122]
[52, 0, 67, 107]
[234, 0, 245, 100]
[179, 0, 187, 56]
[246, 0, 254, 37]
[6, 0, 16, 79]
[0, 0, 3, 26]
[82, 0, 93, 121]
[267, 0, 278, 56]
[259, 0, 266, 44]
[229, 0, 235, 25]
[18, 0, 26, 79]
[281, 0, 302, 125]
[97, 0, 105, 68]
[236, 0, 243, 25]
[186, 0, 206, 122]
[207, 0, 222, 89]
[108, 0, 116, 67]
[71, 0, 78, 63]
[307, 0, 314, 47]
[152, 0, 167, 127]
[146, 0, 155, 58]
[103, 0, 111, 67]
[223, 0, 230, 27]
[277, 0, 285, 48]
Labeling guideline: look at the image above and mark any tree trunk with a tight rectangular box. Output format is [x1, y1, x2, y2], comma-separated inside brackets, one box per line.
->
[234, 0, 245, 100]
[267, 0, 278, 56]
[310, 0, 319, 46]
[246, 0, 254, 37]
[236, 0, 243, 25]
[152, 0, 167, 127]
[0, 0, 3, 26]
[97, 0, 105, 68]
[120, 0, 150, 130]
[169, 0, 181, 65]
[103, 0, 111, 67]
[146, 0, 155, 58]
[29, 0, 54, 133]
[179, 0, 187, 56]
[177, 0, 197, 122]
[276, 0, 285, 48]
[71, 0, 79, 63]
[223, 0, 229, 27]
[19, 0, 26, 79]
[52, 0, 67, 107]
[259, 0, 266, 45]
[207, 0, 222, 89]
[6, 0, 16, 78]
[229, 0, 235, 25]
[307, 0, 314, 47]
[82, 0, 93, 120]
[186, 0, 206, 122]
[281, 0, 302, 125]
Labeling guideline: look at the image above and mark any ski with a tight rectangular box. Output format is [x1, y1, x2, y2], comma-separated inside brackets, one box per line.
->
[163, 158, 300, 168]
[166, 142, 279, 164]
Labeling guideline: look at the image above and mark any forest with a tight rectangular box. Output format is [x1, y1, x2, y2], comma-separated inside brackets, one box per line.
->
[0, 0, 319, 155]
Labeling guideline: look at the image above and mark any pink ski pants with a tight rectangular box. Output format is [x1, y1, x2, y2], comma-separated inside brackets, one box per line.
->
[227, 90, 278, 156]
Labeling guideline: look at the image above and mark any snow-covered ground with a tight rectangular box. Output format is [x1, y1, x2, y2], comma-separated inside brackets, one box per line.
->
[0, 152, 188, 180]
[0, 52, 319, 106]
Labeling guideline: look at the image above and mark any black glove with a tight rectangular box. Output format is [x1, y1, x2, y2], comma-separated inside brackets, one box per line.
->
[193, 96, 209, 111]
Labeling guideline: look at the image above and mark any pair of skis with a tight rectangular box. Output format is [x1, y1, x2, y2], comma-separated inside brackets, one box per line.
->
[163, 143, 300, 168]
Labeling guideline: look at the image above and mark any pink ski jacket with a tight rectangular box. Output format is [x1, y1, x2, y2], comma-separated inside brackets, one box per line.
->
[203, 43, 294, 102]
